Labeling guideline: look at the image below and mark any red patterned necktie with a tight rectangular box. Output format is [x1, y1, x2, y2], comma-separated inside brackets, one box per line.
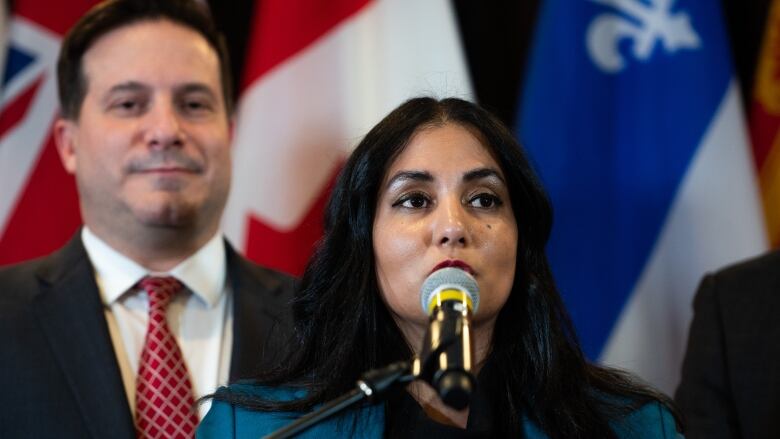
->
[134, 276, 198, 438]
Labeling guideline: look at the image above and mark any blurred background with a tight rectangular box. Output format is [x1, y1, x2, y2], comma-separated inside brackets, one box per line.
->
[0, 0, 775, 395]
[211, 0, 772, 131]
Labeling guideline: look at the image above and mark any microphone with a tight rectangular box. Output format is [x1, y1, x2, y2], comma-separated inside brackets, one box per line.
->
[418, 267, 479, 410]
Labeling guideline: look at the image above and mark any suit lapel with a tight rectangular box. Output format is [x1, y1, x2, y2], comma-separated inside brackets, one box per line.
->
[226, 243, 294, 382]
[32, 235, 135, 439]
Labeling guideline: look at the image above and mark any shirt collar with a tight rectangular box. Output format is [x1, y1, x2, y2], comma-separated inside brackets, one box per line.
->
[82, 227, 227, 308]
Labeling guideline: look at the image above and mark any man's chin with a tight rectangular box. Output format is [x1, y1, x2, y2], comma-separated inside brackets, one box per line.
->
[133, 204, 198, 229]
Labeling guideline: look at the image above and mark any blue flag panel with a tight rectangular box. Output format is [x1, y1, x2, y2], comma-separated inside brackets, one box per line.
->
[518, 0, 734, 358]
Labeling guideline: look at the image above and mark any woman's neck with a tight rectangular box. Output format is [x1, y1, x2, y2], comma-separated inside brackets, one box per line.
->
[407, 380, 470, 428]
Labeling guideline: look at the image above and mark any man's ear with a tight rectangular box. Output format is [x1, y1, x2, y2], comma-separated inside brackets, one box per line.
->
[54, 117, 78, 174]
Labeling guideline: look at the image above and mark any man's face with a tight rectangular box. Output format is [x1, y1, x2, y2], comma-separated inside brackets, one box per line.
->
[56, 19, 231, 240]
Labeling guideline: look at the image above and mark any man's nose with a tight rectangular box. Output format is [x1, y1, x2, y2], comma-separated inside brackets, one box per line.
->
[144, 102, 185, 149]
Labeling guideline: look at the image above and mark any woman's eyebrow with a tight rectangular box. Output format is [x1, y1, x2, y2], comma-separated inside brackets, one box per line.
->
[463, 167, 505, 183]
[385, 170, 434, 188]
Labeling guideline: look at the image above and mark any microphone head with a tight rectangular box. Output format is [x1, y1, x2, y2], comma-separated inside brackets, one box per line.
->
[420, 267, 480, 316]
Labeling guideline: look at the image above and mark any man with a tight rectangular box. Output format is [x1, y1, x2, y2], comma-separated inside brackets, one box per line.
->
[676, 251, 780, 438]
[0, 1, 294, 438]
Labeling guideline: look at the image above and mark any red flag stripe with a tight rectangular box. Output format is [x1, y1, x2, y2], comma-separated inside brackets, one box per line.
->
[750, 101, 780, 169]
[241, 0, 371, 90]
[0, 135, 80, 265]
[14, 0, 99, 37]
[0, 74, 44, 138]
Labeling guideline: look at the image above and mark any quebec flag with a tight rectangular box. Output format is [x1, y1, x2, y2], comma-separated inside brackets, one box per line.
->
[518, 0, 767, 394]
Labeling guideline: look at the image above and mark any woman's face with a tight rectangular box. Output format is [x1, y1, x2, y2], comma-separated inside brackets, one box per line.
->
[373, 123, 518, 347]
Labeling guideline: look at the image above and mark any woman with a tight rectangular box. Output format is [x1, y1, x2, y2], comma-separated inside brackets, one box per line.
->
[198, 97, 682, 438]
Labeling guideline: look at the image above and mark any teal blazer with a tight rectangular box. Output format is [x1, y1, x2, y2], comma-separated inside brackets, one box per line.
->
[197, 384, 682, 438]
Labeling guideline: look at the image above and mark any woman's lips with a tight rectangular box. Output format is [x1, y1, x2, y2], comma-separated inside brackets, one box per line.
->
[430, 259, 474, 275]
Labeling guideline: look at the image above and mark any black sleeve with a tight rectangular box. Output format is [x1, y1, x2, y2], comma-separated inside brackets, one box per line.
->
[675, 274, 740, 439]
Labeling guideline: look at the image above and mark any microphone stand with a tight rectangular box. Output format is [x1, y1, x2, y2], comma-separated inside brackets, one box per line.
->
[263, 330, 463, 438]
[262, 361, 414, 439]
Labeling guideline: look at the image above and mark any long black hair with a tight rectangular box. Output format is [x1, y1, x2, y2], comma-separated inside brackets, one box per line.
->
[218, 97, 681, 438]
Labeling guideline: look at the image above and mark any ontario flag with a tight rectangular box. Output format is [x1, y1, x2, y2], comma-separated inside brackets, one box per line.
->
[221, 0, 472, 275]
[519, 0, 767, 394]
[750, 0, 780, 246]
[0, 0, 98, 265]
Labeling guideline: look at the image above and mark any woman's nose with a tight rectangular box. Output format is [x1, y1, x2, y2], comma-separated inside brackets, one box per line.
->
[435, 198, 469, 247]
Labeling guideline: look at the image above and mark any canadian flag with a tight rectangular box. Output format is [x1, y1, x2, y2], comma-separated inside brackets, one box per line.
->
[222, 0, 472, 275]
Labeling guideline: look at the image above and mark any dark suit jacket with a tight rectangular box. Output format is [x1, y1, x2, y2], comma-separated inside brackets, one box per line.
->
[676, 250, 780, 439]
[0, 233, 295, 439]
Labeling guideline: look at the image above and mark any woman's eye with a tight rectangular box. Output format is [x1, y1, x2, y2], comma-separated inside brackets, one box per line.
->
[394, 193, 430, 209]
[469, 194, 501, 208]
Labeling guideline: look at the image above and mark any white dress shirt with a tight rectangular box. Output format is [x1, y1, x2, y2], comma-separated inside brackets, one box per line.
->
[81, 227, 233, 420]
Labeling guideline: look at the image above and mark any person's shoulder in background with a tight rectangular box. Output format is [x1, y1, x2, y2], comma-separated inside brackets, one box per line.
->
[676, 249, 780, 439]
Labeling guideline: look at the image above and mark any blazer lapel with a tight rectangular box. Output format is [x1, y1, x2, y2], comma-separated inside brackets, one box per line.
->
[226, 243, 295, 381]
[32, 235, 135, 439]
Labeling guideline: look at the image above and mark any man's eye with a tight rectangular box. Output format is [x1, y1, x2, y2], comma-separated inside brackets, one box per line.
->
[185, 101, 206, 110]
[109, 98, 146, 114]
[113, 100, 140, 110]
[469, 194, 501, 208]
[181, 98, 214, 114]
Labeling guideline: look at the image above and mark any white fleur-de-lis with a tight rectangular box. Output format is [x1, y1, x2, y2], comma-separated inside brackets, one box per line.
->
[586, 0, 700, 73]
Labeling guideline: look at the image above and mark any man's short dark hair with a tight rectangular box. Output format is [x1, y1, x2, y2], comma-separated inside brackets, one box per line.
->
[57, 0, 233, 120]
